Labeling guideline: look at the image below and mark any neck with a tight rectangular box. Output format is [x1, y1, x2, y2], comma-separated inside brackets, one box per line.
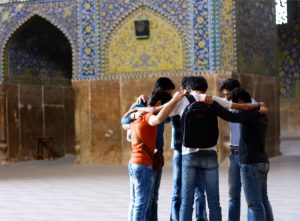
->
[190, 90, 204, 95]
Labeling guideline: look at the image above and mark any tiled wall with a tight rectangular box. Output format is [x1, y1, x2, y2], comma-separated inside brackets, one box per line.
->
[277, 23, 300, 136]
[235, 0, 277, 75]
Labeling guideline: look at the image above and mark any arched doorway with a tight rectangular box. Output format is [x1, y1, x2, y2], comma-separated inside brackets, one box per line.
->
[2, 15, 75, 161]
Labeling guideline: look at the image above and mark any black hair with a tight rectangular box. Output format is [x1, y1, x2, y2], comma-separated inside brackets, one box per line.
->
[152, 77, 175, 92]
[148, 89, 172, 106]
[231, 88, 252, 103]
[220, 78, 241, 91]
[180, 76, 191, 89]
[186, 76, 208, 92]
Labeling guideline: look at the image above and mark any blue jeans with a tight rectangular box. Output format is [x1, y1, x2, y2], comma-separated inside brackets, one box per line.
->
[146, 166, 163, 221]
[228, 150, 242, 221]
[240, 163, 273, 221]
[180, 151, 221, 221]
[128, 163, 154, 221]
[170, 150, 208, 221]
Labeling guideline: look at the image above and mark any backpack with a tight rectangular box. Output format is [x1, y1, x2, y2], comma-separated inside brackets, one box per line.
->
[181, 94, 219, 148]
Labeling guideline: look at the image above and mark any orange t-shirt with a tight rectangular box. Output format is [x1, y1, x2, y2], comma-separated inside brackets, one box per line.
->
[130, 113, 157, 166]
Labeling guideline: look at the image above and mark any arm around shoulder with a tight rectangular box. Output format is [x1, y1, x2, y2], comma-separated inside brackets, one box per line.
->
[148, 91, 185, 126]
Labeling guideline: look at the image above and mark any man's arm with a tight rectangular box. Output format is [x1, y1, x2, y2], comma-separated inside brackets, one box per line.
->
[210, 95, 268, 113]
[211, 101, 258, 123]
[204, 95, 259, 123]
[211, 101, 259, 123]
[211, 95, 262, 111]
[120, 101, 147, 124]
[148, 91, 185, 126]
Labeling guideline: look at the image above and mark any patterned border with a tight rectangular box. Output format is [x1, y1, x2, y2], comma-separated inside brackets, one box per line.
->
[78, 0, 98, 79]
[232, 0, 238, 70]
[192, 0, 213, 71]
[210, 0, 221, 71]
[71, 70, 233, 81]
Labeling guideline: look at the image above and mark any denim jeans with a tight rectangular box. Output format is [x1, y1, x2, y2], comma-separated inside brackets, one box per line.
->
[128, 163, 154, 221]
[170, 150, 208, 221]
[240, 163, 273, 221]
[228, 150, 242, 221]
[180, 151, 221, 221]
[146, 166, 163, 221]
[170, 150, 182, 221]
[195, 182, 208, 221]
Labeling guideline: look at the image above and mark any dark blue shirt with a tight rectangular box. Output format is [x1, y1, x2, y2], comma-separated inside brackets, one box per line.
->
[211, 102, 269, 164]
[170, 115, 182, 152]
[121, 101, 167, 150]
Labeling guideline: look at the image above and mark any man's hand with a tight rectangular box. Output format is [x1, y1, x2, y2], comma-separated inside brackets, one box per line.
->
[131, 111, 144, 120]
[136, 94, 148, 104]
[258, 102, 268, 114]
[202, 95, 214, 104]
[172, 90, 185, 102]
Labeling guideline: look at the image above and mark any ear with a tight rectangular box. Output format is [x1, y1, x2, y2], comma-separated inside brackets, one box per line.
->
[155, 100, 162, 106]
[238, 98, 245, 104]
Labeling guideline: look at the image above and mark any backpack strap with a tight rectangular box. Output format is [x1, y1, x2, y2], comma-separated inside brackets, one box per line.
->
[185, 94, 196, 104]
[181, 94, 196, 133]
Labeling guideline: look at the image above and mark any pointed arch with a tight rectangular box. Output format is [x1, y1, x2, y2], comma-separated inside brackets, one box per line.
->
[104, 5, 190, 77]
[1, 13, 76, 82]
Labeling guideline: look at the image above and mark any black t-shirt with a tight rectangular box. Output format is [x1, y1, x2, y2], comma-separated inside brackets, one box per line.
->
[211, 102, 269, 164]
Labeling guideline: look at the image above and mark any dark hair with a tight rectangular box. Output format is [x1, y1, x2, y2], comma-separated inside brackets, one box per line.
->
[180, 76, 192, 89]
[231, 88, 252, 103]
[152, 77, 175, 92]
[148, 89, 172, 106]
[220, 78, 241, 91]
[187, 76, 208, 92]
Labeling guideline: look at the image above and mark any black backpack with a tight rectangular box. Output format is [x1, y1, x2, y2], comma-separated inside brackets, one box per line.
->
[181, 94, 219, 148]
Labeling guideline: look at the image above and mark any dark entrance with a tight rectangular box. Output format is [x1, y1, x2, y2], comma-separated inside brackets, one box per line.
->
[2, 15, 75, 161]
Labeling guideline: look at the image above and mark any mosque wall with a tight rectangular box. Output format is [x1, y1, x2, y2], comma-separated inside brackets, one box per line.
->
[277, 23, 300, 137]
[234, 0, 277, 75]
[0, 0, 281, 164]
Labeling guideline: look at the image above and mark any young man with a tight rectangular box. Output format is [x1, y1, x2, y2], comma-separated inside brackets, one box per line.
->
[128, 89, 183, 221]
[152, 76, 262, 221]
[220, 78, 242, 221]
[170, 76, 207, 221]
[152, 76, 221, 221]
[204, 88, 274, 221]
[122, 77, 175, 221]
[220, 78, 268, 221]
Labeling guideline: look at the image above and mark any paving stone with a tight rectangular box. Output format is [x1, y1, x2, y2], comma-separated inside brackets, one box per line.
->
[0, 140, 299, 221]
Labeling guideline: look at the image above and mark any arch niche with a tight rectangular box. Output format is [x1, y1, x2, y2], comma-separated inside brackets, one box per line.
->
[2, 15, 75, 161]
[107, 7, 187, 75]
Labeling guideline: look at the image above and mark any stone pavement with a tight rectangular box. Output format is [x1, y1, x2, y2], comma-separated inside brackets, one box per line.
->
[0, 140, 299, 221]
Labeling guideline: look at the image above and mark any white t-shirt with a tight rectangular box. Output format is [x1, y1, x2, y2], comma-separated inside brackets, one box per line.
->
[169, 92, 232, 155]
